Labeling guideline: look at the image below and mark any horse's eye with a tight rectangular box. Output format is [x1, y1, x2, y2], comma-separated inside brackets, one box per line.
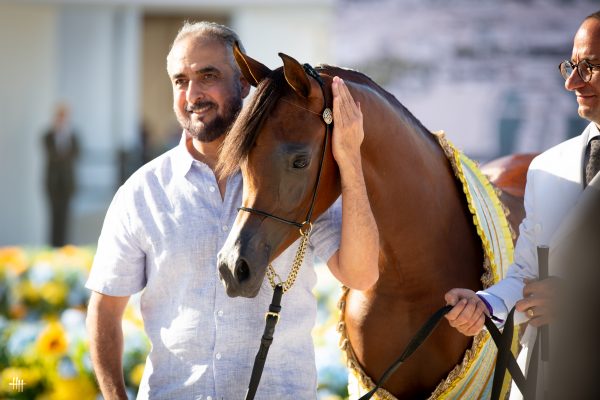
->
[292, 157, 309, 169]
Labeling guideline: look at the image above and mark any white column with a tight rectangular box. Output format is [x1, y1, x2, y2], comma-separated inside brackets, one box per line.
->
[112, 7, 142, 152]
[57, 5, 142, 244]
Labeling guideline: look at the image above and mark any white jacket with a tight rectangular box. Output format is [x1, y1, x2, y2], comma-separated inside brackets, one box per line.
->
[479, 122, 599, 399]
[481, 122, 599, 323]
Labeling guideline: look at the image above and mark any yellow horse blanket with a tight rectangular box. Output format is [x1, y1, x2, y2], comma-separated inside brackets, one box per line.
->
[339, 131, 517, 399]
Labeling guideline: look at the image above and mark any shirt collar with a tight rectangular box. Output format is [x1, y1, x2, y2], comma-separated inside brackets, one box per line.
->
[589, 123, 600, 142]
[172, 132, 195, 177]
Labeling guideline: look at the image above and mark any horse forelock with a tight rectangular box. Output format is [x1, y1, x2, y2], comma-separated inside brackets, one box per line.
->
[217, 69, 287, 178]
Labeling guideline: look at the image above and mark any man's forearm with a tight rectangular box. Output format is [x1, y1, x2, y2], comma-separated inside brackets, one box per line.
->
[88, 316, 128, 399]
[329, 76, 379, 290]
[338, 159, 379, 289]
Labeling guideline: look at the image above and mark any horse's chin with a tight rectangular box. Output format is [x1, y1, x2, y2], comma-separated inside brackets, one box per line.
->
[223, 281, 261, 298]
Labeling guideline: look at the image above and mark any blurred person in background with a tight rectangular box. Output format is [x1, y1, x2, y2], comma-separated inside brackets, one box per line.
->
[443, 10, 600, 399]
[85, 20, 378, 400]
[42, 103, 80, 247]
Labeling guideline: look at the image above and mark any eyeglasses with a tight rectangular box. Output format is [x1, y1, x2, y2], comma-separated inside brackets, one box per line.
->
[559, 59, 600, 82]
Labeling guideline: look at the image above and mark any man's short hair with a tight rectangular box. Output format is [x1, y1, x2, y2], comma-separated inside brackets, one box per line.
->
[585, 10, 600, 21]
[166, 21, 245, 75]
[170, 21, 245, 55]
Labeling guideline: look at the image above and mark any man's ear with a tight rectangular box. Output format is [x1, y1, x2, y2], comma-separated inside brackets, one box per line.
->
[240, 75, 251, 99]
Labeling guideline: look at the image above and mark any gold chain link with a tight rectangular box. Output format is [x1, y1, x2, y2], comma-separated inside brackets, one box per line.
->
[266, 223, 312, 293]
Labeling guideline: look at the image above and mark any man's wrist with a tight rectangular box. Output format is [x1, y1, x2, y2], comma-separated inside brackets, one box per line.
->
[477, 294, 504, 323]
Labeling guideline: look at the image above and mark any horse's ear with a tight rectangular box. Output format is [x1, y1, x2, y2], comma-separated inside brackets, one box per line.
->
[279, 52, 311, 98]
[233, 42, 271, 87]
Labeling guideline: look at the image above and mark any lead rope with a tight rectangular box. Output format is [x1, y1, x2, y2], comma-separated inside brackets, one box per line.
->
[358, 306, 532, 400]
[244, 224, 312, 400]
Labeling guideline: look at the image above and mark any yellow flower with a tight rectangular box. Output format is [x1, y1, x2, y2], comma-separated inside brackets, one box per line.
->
[129, 363, 146, 387]
[16, 280, 40, 303]
[123, 304, 145, 330]
[37, 321, 68, 356]
[34, 245, 94, 272]
[40, 281, 68, 307]
[48, 376, 98, 400]
[57, 245, 94, 270]
[0, 246, 28, 275]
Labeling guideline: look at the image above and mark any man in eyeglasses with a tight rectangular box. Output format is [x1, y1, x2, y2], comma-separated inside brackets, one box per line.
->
[443, 10, 600, 399]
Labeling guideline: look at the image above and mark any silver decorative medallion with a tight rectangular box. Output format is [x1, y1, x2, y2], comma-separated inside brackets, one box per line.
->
[322, 108, 333, 125]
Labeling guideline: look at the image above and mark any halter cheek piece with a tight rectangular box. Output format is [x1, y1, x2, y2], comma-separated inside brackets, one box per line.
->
[237, 64, 333, 232]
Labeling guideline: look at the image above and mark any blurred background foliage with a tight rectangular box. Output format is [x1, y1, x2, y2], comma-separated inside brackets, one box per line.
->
[0, 246, 348, 399]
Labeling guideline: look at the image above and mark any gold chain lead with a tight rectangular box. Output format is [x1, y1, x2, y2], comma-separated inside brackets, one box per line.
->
[266, 223, 312, 293]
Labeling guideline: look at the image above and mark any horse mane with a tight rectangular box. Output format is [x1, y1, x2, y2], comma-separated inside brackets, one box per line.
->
[218, 69, 287, 177]
[217, 65, 431, 177]
[320, 65, 431, 137]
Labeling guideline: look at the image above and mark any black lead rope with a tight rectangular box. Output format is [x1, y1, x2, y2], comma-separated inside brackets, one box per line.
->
[245, 284, 283, 400]
[244, 293, 533, 400]
[359, 306, 533, 400]
[358, 305, 453, 400]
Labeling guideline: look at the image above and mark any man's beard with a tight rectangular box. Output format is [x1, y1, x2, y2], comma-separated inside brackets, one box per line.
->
[179, 88, 243, 143]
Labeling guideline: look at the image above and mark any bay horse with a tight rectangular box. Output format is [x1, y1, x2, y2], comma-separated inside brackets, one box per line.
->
[217, 45, 531, 398]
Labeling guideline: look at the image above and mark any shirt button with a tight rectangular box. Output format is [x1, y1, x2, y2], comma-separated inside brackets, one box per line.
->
[222, 225, 228, 232]
[217, 310, 223, 317]
[209, 186, 216, 193]
[215, 353, 222, 360]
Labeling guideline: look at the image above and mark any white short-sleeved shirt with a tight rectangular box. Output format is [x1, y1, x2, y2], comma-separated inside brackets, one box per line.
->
[86, 135, 341, 400]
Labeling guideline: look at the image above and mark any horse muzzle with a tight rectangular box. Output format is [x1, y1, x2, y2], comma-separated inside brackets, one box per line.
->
[217, 235, 270, 298]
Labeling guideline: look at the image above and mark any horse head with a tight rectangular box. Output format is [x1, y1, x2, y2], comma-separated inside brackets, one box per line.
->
[216, 45, 341, 298]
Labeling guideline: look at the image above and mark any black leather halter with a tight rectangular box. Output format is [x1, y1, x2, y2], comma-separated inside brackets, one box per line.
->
[238, 64, 332, 232]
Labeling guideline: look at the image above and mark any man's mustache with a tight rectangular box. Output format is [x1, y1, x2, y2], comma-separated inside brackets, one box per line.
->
[186, 101, 216, 113]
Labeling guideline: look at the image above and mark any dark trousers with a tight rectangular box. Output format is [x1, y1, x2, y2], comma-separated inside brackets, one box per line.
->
[49, 197, 71, 247]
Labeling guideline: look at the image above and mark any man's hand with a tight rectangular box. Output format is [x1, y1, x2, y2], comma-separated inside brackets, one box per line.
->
[331, 76, 363, 170]
[444, 288, 488, 336]
[515, 277, 560, 327]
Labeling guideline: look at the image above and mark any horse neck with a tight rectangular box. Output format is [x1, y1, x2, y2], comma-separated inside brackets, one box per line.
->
[351, 82, 481, 282]
[356, 85, 452, 215]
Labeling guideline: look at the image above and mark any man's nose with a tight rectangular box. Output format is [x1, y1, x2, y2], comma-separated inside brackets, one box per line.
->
[186, 80, 205, 104]
[565, 67, 585, 91]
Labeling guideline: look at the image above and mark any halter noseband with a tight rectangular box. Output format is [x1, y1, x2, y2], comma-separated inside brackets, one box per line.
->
[238, 64, 332, 231]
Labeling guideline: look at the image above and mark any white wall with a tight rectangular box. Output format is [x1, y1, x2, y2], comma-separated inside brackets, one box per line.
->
[0, 4, 58, 245]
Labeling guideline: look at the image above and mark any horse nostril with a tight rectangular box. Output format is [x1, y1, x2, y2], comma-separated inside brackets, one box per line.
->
[235, 259, 250, 283]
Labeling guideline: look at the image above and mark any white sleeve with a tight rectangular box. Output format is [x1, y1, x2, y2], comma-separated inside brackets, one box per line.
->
[85, 186, 147, 296]
[308, 197, 342, 264]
